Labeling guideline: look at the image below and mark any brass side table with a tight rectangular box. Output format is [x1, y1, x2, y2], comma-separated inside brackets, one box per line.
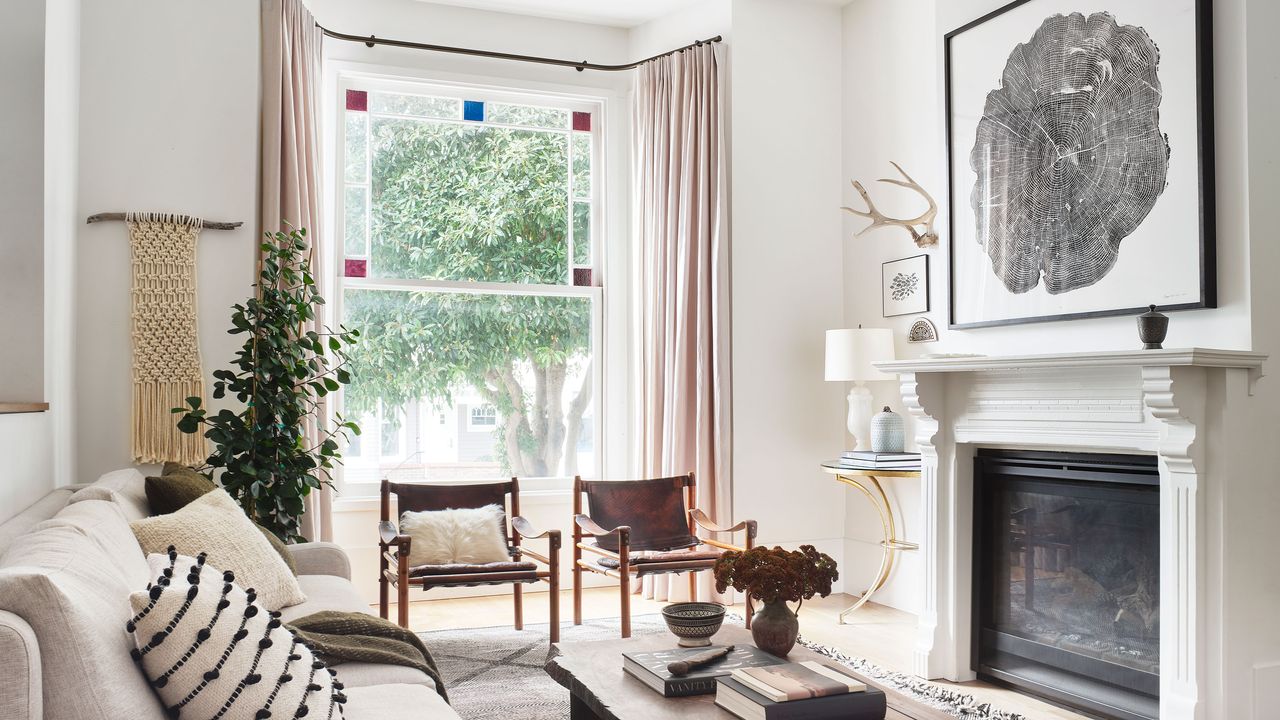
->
[821, 461, 920, 622]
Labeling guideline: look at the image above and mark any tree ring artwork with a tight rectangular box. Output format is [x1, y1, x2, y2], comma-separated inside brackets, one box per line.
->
[972, 12, 1168, 295]
[945, 0, 1214, 329]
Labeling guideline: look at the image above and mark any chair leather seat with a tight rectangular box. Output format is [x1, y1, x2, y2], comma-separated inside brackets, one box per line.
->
[408, 561, 538, 577]
[596, 547, 723, 572]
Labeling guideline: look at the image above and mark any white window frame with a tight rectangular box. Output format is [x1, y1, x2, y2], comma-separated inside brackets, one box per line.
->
[325, 66, 612, 498]
[466, 403, 498, 431]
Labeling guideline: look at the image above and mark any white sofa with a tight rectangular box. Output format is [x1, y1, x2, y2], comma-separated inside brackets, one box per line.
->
[0, 469, 459, 720]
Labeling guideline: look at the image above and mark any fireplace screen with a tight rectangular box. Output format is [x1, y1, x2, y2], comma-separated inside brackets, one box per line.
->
[974, 450, 1159, 720]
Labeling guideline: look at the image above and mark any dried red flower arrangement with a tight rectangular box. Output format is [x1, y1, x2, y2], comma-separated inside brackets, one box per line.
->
[712, 544, 839, 610]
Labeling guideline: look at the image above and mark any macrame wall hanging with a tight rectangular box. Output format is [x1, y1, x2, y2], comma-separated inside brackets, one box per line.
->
[125, 212, 208, 464]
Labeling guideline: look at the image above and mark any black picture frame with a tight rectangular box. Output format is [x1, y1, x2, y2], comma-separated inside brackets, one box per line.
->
[943, 0, 1217, 329]
[882, 254, 931, 318]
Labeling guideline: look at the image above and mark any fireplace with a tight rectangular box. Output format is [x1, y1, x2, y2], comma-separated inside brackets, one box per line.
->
[973, 449, 1159, 720]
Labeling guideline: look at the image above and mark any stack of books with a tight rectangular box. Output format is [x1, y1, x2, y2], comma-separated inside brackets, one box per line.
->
[622, 645, 784, 697]
[715, 661, 887, 719]
[832, 450, 920, 471]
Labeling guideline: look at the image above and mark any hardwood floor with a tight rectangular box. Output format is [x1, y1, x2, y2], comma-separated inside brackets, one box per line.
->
[386, 588, 1092, 720]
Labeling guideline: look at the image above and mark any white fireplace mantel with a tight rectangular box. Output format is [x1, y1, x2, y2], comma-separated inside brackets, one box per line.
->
[871, 348, 1267, 720]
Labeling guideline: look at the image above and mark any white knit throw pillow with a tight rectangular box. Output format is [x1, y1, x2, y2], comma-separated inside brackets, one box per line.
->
[131, 488, 306, 611]
[127, 550, 346, 720]
[400, 504, 511, 566]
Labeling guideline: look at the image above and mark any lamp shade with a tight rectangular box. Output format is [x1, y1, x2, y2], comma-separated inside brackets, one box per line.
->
[825, 328, 895, 382]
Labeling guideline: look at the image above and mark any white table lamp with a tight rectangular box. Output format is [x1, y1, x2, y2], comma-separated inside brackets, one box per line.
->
[825, 327, 895, 450]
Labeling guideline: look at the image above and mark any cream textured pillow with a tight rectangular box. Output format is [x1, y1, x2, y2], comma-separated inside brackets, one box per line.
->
[131, 488, 306, 610]
[400, 504, 511, 566]
[128, 551, 345, 720]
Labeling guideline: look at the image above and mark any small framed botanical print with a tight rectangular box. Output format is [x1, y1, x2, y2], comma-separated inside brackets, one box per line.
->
[882, 255, 930, 317]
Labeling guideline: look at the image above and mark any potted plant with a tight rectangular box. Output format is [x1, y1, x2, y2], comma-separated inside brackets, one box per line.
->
[712, 544, 839, 656]
[177, 227, 360, 542]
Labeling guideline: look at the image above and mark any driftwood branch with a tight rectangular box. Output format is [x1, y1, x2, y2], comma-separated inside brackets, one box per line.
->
[86, 212, 243, 231]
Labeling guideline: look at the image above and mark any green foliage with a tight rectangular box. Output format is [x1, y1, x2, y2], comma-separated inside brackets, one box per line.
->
[177, 228, 360, 542]
[343, 115, 592, 476]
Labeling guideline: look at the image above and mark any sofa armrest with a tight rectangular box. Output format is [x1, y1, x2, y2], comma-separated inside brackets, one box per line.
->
[287, 541, 352, 579]
[0, 610, 40, 720]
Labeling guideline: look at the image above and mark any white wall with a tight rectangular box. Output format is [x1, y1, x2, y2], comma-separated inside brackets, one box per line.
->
[1231, 0, 1280, 713]
[838, 0, 936, 612]
[629, 0, 731, 59]
[0, 0, 80, 523]
[729, 0, 848, 575]
[45, 0, 81, 489]
[74, 0, 260, 482]
[0, 0, 46, 403]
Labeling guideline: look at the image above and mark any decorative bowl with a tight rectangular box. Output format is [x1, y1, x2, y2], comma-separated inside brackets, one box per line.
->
[661, 602, 726, 647]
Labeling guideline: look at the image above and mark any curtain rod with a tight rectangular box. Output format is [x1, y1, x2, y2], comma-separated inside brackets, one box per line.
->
[316, 23, 721, 72]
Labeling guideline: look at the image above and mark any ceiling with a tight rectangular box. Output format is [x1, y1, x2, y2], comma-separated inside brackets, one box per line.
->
[412, 0, 712, 28]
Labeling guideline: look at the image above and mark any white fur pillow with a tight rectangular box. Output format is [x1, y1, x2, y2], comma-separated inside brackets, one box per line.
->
[400, 505, 511, 566]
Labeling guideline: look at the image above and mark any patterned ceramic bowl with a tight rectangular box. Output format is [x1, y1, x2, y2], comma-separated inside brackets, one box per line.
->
[661, 602, 726, 647]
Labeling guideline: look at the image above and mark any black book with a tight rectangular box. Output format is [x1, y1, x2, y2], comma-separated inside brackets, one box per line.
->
[715, 676, 887, 720]
[622, 645, 785, 698]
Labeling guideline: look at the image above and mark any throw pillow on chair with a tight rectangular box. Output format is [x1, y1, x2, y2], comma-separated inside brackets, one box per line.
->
[399, 504, 511, 566]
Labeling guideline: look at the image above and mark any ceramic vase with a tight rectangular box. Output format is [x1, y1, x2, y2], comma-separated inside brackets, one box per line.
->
[1137, 305, 1169, 350]
[751, 600, 799, 657]
[870, 406, 905, 453]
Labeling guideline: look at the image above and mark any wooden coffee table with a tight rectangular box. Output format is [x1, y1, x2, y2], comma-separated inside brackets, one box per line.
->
[544, 625, 935, 720]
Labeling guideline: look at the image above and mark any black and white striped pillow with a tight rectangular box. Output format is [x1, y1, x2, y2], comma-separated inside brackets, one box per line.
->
[127, 548, 346, 719]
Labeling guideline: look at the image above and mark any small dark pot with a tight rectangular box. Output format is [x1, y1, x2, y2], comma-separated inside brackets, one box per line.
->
[750, 600, 799, 657]
[1137, 304, 1169, 350]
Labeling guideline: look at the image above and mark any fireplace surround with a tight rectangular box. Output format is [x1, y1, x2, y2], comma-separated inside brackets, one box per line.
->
[874, 348, 1267, 720]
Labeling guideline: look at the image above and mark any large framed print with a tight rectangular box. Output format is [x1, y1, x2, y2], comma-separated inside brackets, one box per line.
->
[944, 0, 1215, 329]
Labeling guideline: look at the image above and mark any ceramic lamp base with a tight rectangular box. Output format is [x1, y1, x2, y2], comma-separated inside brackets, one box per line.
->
[846, 383, 874, 450]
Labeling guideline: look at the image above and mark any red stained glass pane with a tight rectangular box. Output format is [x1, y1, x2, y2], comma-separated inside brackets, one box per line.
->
[573, 267, 593, 286]
[344, 258, 368, 278]
[346, 89, 368, 112]
[572, 112, 591, 132]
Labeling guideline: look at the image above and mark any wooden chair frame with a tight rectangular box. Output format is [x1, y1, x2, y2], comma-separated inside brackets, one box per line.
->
[571, 473, 756, 638]
[378, 477, 562, 642]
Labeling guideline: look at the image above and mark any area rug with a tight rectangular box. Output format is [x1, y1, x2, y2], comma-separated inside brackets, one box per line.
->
[418, 614, 1026, 720]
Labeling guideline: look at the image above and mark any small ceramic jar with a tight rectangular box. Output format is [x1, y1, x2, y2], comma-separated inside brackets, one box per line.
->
[870, 406, 905, 453]
[1137, 304, 1169, 350]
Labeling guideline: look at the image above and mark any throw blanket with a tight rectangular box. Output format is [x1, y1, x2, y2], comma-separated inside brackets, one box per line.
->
[287, 611, 449, 702]
[126, 212, 207, 464]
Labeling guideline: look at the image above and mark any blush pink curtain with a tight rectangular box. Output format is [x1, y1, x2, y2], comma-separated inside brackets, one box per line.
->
[634, 43, 732, 604]
[260, 0, 331, 542]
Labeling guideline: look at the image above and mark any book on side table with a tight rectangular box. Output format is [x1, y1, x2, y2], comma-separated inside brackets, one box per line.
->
[715, 661, 887, 720]
[622, 645, 786, 698]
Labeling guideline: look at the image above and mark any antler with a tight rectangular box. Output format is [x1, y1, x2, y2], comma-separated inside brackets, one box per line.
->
[841, 162, 938, 247]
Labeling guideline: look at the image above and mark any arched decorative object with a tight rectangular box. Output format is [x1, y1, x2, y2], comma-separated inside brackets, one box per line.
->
[907, 318, 938, 344]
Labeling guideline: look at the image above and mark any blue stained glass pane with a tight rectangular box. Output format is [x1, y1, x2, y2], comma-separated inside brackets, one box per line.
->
[463, 100, 485, 122]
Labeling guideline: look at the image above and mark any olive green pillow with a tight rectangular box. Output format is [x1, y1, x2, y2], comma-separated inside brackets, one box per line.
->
[145, 463, 298, 575]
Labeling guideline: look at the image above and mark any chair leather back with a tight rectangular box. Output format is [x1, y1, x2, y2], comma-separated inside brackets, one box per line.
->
[580, 475, 697, 552]
[383, 480, 514, 522]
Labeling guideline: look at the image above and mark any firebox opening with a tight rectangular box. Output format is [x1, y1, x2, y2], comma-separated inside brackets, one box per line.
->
[973, 449, 1159, 720]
